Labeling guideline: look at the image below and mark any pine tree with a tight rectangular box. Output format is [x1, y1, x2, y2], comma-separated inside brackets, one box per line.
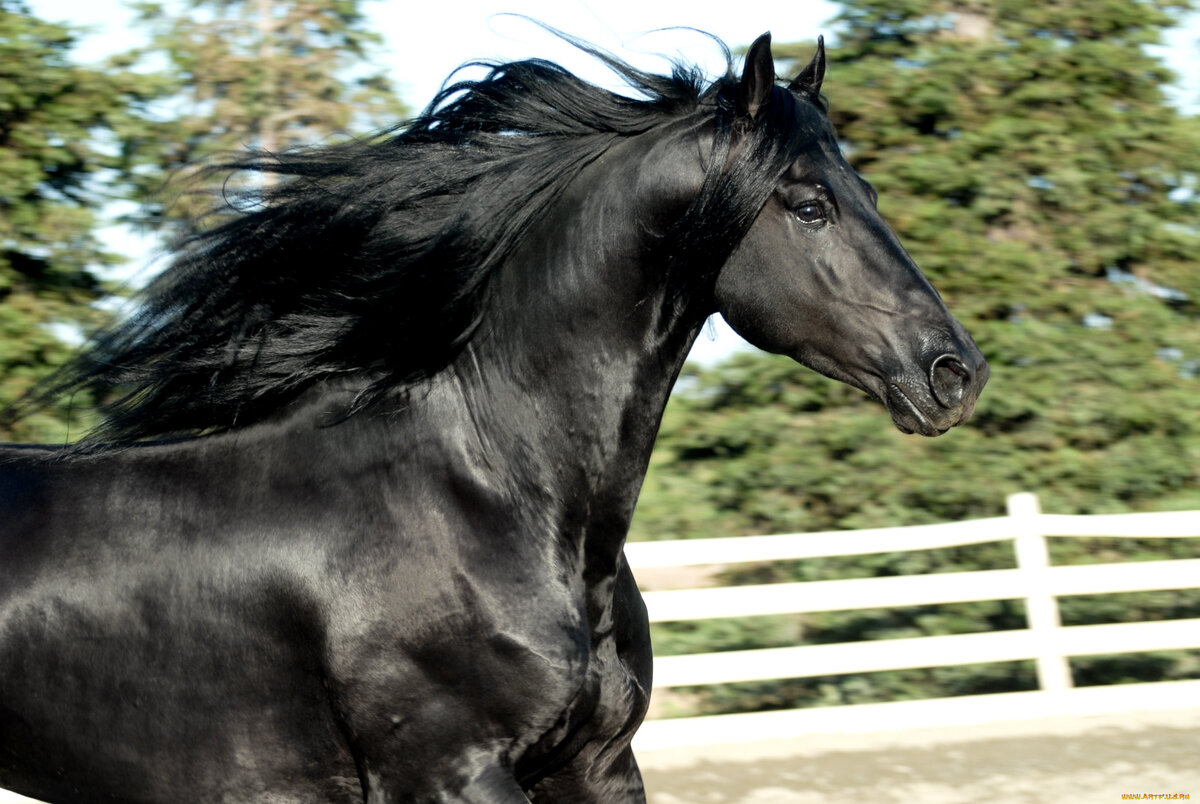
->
[131, 0, 406, 227]
[0, 1, 167, 440]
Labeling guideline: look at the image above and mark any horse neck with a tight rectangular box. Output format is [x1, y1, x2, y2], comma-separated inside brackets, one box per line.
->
[442, 124, 708, 563]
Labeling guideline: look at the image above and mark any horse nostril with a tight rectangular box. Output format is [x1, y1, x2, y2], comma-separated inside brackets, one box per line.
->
[930, 354, 971, 409]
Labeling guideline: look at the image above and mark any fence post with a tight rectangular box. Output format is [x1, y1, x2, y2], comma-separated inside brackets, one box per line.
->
[1008, 492, 1073, 707]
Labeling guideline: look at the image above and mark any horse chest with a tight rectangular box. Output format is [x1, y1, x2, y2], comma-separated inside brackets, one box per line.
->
[323, 527, 650, 778]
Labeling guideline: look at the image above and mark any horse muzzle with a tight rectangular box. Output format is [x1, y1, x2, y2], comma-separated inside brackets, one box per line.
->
[884, 349, 989, 437]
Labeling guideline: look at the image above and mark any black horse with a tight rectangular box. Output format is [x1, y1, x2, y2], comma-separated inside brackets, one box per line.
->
[0, 32, 986, 803]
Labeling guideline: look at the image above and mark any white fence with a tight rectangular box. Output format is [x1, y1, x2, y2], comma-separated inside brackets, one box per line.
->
[626, 493, 1200, 751]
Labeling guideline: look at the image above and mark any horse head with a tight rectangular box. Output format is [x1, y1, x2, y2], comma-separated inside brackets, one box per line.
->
[711, 34, 988, 435]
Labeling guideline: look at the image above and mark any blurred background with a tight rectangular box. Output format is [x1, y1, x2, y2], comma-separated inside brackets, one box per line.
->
[2, 0, 1198, 800]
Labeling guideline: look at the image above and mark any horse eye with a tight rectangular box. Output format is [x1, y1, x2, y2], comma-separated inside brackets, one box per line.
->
[793, 201, 826, 225]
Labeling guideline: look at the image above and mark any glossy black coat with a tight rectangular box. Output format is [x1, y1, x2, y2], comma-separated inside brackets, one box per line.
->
[0, 35, 986, 803]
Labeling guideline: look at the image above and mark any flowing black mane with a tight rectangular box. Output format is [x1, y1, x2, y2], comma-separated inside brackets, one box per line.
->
[26, 33, 816, 446]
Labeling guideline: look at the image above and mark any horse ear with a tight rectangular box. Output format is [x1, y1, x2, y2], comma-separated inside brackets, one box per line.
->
[788, 35, 826, 97]
[737, 32, 775, 121]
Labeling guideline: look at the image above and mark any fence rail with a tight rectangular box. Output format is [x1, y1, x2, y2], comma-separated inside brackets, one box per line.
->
[626, 493, 1200, 751]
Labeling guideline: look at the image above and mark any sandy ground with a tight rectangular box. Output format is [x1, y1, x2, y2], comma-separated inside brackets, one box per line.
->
[3, 708, 1196, 803]
[638, 707, 1200, 804]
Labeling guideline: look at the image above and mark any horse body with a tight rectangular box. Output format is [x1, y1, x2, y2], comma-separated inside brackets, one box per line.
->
[1, 351, 665, 801]
[1, 115, 688, 804]
[1, 33, 986, 802]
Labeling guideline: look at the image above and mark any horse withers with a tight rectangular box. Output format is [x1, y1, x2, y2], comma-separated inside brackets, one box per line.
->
[0, 33, 986, 803]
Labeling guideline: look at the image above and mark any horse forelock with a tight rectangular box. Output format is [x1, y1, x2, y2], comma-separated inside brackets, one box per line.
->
[28, 35, 821, 449]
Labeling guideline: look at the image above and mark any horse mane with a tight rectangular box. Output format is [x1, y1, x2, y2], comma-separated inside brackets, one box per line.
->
[21, 31, 815, 447]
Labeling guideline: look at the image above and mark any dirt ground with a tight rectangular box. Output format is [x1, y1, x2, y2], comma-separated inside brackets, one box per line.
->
[637, 707, 1200, 804]
[2, 708, 1195, 803]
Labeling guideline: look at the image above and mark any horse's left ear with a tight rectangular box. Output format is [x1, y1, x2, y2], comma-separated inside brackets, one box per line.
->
[737, 32, 775, 121]
[788, 35, 826, 97]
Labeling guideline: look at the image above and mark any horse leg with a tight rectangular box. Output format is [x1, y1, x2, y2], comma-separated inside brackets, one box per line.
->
[527, 743, 646, 804]
[527, 558, 652, 803]
[363, 760, 530, 804]
[451, 764, 532, 803]
[331, 648, 563, 804]
[340, 706, 534, 804]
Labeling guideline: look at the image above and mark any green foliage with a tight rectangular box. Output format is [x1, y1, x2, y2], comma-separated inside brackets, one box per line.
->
[634, 0, 1200, 717]
[675, 660, 1039, 715]
[0, 1, 165, 441]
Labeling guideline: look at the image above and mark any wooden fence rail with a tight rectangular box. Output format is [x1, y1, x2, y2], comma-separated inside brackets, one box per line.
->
[626, 493, 1200, 750]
